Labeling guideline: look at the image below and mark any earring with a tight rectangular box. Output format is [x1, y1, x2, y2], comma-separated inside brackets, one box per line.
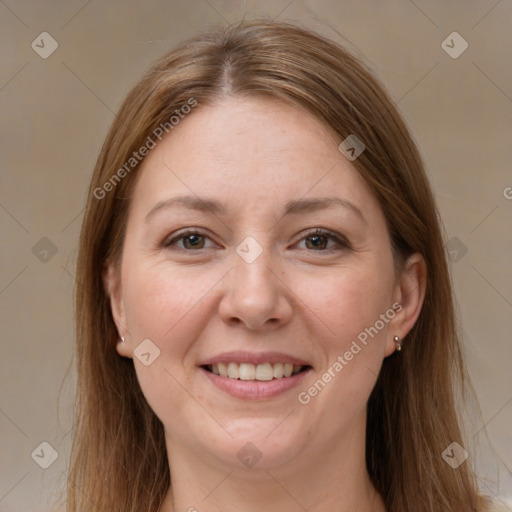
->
[121, 336, 125, 343]
[394, 335, 402, 352]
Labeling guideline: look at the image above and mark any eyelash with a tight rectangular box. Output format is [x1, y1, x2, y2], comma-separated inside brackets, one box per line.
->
[162, 228, 351, 253]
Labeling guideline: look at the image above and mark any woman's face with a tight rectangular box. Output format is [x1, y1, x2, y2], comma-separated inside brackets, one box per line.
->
[108, 96, 420, 473]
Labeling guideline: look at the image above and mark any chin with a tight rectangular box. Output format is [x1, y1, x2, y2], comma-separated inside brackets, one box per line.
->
[200, 416, 311, 471]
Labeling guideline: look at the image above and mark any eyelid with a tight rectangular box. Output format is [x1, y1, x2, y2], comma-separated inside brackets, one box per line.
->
[293, 228, 352, 251]
[162, 227, 351, 253]
[162, 228, 217, 250]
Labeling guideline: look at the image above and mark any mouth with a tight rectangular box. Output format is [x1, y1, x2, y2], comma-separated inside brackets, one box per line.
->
[202, 362, 311, 381]
[198, 351, 313, 399]
[198, 353, 313, 400]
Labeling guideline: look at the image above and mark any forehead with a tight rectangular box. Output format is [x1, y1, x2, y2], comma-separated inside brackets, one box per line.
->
[129, 96, 379, 220]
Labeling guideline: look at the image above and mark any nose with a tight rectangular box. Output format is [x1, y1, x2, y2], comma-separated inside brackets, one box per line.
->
[217, 248, 293, 331]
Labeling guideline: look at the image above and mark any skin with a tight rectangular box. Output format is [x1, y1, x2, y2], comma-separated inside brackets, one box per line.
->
[105, 96, 426, 512]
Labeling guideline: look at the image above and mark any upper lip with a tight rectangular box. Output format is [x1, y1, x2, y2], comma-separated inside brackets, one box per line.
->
[198, 351, 312, 367]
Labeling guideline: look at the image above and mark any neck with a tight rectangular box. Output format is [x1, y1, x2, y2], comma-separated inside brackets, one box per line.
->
[158, 414, 386, 512]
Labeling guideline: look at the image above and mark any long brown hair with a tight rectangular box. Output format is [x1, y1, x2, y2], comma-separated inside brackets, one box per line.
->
[67, 19, 486, 511]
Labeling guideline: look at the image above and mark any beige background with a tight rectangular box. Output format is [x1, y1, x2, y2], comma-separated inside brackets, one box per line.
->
[1, 1, 511, 510]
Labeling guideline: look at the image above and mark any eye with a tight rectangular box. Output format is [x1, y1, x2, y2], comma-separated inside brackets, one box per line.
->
[162, 229, 216, 250]
[162, 228, 350, 253]
[296, 228, 350, 252]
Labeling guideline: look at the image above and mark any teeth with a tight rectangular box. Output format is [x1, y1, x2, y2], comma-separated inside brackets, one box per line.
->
[227, 362, 239, 379]
[273, 362, 284, 378]
[255, 363, 273, 381]
[209, 362, 304, 381]
[218, 362, 228, 377]
[239, 363, 255, 380]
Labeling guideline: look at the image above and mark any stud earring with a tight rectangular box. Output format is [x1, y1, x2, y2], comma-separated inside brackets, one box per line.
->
[121, 336, 125, 343]
[394, 335, 402, 352]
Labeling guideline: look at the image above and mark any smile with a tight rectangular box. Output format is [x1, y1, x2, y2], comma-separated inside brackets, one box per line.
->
[199, 351, 313, 399]
[204, 362, 307, 381]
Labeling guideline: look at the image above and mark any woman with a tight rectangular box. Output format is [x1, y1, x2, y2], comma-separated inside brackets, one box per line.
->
[67, 20, 492, 511]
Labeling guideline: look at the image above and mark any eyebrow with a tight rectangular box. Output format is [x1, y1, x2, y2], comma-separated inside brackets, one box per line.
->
[145, 194, 365, 222]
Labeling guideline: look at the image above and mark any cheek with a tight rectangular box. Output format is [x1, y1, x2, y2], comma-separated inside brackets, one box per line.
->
[122, 260, 216, 345]
[121, 261, 218, 425]
[305, 263, 394, 344]
[301, 264, 394, 397]
[122, 252, 394, 365]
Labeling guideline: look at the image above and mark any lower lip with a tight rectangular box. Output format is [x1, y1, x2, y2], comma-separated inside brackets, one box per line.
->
[200, 367, 312, 400]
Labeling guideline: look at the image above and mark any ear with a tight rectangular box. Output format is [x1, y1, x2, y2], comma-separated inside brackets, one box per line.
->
[103, 264, 132, 358]
[385, 252, 427, 356]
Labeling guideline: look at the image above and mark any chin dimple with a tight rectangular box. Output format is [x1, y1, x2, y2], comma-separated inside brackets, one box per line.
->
[208, 362, 304, 381]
